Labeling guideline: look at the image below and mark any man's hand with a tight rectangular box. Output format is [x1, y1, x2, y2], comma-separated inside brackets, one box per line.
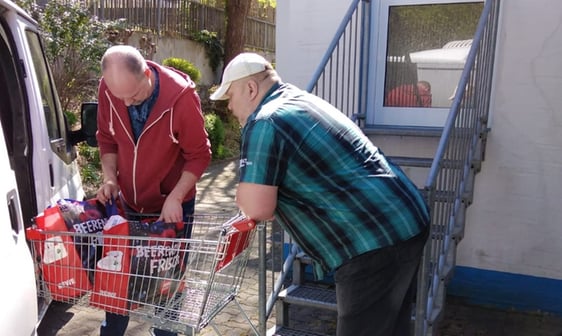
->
[96, 181, 120, 205]
[159, 196, 183, 223]
[159, 171, 198, 223]
[98, 153, 119, 205]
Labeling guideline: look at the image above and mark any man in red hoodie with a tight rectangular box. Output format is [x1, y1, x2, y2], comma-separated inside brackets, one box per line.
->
[95, 45, 211, 336]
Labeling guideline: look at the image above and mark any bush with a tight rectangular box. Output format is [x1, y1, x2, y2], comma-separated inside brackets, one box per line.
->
[64, 110, 79, 127]
[163, 57, 202, 83]
[77, 143, 102, 197]
[191, 29, 223, 73]
[204, 113, 226, 160]
[222, 114, 241, 159]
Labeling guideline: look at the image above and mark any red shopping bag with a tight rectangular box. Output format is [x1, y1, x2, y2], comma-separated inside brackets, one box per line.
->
[55, 198, 117, 281]
[26, 225, 89, 301]
[28, 198, 112, 301]
[91, 216, 186, 315]
[90, 215, 135, 314]
[127, 219, 186, 304]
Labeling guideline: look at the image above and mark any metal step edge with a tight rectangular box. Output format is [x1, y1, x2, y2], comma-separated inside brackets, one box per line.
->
[362, 125, 443, 137]
[389, 156, 465, 170]
[279, 285, 337, 311]
[267, 326, 328, 336]
[387, 156, 433, 168]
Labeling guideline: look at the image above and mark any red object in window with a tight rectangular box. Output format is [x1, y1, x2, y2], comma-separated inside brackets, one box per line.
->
[386, 82, 432, 107]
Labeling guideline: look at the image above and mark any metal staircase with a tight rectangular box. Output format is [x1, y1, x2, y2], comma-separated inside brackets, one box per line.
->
[261, 0, 500, 335]
[269, 254, 337, 336]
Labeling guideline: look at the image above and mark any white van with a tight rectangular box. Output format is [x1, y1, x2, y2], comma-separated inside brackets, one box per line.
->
[0, 0, 86, 333]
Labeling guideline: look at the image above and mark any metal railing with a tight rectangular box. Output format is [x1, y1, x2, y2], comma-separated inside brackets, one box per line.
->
[306, 0, 370, 124]
[416, 0, 500, 334]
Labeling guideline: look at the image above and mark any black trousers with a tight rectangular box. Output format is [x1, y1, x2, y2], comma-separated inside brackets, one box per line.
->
[335, 228, 429, 336]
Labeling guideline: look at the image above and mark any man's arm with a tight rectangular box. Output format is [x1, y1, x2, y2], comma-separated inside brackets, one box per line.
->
[177, 91, 212, 179]
[160, 170, 198, 222]
[236, 182, 278, 220]
[96, 153, 119, 204]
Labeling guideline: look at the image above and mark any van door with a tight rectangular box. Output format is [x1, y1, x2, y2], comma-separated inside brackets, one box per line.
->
[0, 2, 84, 226]
[0, 123, 38, 335]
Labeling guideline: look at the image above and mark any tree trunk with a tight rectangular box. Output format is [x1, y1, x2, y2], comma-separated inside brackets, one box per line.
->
[224, 0, 251, 66]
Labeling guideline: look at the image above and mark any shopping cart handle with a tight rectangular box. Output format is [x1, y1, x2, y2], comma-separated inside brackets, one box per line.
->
[25, 227, 43, 240]
[231, 218, 256, 232]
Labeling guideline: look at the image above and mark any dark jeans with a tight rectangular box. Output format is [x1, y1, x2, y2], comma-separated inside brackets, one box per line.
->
[334, 227, 429, 336]
[100, 198, 195, 336]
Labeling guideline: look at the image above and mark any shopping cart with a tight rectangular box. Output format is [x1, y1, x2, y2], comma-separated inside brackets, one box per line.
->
[26, 213, 259, 335]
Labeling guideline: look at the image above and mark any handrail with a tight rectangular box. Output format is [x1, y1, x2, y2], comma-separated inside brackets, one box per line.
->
[416, 0, 500, 334]
[306, 0, 362, 92]
[425, 0, 497, 186]
[265, 243, 300, 317]
[305, 0, 369, 122]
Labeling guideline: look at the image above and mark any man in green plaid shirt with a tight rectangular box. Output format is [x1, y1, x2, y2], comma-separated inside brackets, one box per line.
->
[211, 52, 430, 336]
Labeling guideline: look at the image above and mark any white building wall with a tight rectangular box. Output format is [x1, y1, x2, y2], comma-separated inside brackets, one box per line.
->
[456, 0, 562, 280]
[276, 0, 353, 88]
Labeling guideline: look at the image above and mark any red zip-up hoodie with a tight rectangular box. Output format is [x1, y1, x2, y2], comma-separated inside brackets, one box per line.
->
[96, 61, 211, 213]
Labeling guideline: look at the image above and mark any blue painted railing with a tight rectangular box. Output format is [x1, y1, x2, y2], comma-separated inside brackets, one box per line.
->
[306, 0, 370, 125]
[417, 0, 500, 334]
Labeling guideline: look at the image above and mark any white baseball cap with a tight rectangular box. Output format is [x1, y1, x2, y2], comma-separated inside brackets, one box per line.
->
[210, 52, 271, 100]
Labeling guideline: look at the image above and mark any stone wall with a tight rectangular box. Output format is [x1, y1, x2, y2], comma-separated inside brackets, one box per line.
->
[127, 32, 219, 86]
[125, 32, 276, 87]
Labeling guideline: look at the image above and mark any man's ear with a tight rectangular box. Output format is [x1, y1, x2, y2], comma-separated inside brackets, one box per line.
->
[247, 78, 260, 100]
[143, 67, 151, 78]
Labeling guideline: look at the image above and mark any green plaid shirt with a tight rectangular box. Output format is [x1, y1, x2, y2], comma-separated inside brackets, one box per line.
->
[239, 83, 429, 279]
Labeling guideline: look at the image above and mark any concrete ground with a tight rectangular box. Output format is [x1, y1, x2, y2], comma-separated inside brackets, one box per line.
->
[438, 296, 562, 336]
[37, 159, 562, 336]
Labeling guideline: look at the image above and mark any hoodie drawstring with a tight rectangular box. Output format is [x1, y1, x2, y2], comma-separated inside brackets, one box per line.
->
[104, 90, 116, 136]
[169, 107, 179, 144]
[105, 89, 178, 145]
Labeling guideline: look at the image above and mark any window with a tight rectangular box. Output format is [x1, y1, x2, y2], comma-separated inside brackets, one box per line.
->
[0, 19, 37, 226]
[368, 0, 483, 127]
[26, 30, 74, 163]
[0, 23, 19, 157]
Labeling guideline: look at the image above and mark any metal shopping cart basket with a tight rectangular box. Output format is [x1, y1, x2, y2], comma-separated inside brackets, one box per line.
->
[25, 213, 259, 335]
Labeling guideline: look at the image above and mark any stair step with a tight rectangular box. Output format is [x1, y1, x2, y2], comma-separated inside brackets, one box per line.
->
[267, 326, 328, 336]
[280, 285, 337, 311]
[388, 156, 433, 168]
[362, 125, 442, 137]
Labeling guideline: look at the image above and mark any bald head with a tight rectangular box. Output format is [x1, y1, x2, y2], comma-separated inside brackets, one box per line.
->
[101, 45, 153, 106]
[101, 45, 147, 78]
